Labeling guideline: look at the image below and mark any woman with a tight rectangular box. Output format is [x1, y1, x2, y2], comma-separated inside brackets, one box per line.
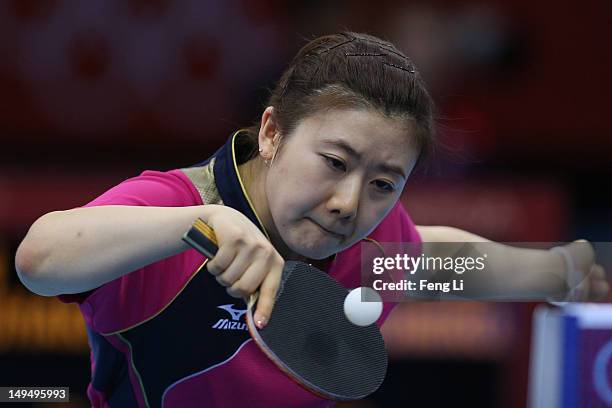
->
[15, 32, 608, 407]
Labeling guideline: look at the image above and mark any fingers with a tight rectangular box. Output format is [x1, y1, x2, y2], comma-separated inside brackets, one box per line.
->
[224, 254, 269, 297]
[207, 238, 268, 284]
[253, 255, 284, 329]
[566, 242, 609, 301]
[559, 240, 595, 300]
[566, 239, 595, 275]
[201, 207, 285, 328]
[207, 237, 284, 329]
[590, 264, 605, 280]
[206, 244, 237, 277]
[215, 248, 255, 288]
[588, 264, 610, 300]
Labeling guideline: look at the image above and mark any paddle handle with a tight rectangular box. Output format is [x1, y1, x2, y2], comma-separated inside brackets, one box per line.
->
[182, 218, 219, 259]
[182, 218, 259, 309]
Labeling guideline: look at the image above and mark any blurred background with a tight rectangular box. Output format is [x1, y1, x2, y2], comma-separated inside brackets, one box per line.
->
[0, 0, 610, 407]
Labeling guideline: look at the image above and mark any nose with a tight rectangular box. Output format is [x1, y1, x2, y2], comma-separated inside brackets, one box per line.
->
[326, 176, 361, 221]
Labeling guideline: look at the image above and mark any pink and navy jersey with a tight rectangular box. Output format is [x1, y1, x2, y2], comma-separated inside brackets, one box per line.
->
[59, 130, 421, 407]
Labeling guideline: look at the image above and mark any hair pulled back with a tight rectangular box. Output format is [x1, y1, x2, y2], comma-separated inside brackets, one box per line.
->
[241, 32, 435, 164]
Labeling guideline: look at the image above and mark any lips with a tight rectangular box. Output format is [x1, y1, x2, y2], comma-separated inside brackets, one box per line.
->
[307, 218, 345, 239]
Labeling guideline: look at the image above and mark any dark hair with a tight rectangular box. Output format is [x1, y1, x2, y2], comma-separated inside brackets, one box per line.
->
[240, 32, 435, 165]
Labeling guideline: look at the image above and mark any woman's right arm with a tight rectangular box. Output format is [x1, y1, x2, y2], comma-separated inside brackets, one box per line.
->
[16, 203, 284, 328]
[15, 204, 223, 296]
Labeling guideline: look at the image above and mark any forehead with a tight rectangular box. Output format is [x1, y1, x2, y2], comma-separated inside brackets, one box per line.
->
[290, 108, 418, 169]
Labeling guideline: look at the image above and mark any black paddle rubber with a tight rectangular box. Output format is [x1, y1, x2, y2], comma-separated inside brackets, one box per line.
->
[248, 261, 388, 400]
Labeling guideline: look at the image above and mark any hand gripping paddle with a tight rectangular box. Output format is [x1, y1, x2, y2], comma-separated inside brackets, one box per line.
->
[182, 218, 388, 401]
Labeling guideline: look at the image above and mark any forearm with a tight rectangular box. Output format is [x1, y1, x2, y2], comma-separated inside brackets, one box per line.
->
[467, 244, 566, 299]
[416, 226, 567, 299]
[15, 205, 220, 296]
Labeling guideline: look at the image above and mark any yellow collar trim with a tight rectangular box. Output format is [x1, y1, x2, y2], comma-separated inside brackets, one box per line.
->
[230, 130, 271, 242]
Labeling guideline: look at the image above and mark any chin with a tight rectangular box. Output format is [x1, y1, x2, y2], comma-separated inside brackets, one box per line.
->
[288, 240, 334, 260]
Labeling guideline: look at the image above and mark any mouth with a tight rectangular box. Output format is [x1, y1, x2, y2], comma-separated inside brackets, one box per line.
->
[306, 218, 345, 240]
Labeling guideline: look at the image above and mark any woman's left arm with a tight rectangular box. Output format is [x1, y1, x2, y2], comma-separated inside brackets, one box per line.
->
[415, 226, 609, 301]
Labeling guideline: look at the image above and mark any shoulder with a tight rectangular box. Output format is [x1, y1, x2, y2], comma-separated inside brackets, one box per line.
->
[85, 169, 202, 207]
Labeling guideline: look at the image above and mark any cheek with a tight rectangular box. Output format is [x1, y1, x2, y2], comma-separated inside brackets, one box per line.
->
[267, 161, 328, 212]
[265, 173, 313, 227]
[277, 150, 325, 181]
[353, 202, 396, 239]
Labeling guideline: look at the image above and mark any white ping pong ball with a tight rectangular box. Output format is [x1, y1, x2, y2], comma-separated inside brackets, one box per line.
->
[343, 287, 383, 326]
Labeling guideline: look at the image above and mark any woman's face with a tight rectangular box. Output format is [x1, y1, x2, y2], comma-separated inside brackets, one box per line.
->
[264, 108, 420, 260]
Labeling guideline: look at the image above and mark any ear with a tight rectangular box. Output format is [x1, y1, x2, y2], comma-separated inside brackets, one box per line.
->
[258, 106, 279, 161]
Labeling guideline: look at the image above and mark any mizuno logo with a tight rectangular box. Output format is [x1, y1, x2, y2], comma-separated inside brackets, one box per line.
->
[217, 304, 247, 321]
[211, 319, 247, 331]
[212, 304, 248, 331]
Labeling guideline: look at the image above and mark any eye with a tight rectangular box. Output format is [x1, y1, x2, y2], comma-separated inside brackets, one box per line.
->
[322, 155, 346, 172]
[373, 180, 395, 193]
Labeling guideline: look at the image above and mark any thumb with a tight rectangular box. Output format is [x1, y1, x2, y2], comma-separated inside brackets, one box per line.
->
[253, 262, 283, 329]
[563, 240, 595, 298]
[565, 239, 595, 276]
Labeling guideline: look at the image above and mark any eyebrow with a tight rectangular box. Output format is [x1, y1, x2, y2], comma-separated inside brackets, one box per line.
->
[320, 139, 408, 180]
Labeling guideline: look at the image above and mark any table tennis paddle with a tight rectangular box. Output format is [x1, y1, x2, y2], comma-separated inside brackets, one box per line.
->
[182, 218, 388, 401]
